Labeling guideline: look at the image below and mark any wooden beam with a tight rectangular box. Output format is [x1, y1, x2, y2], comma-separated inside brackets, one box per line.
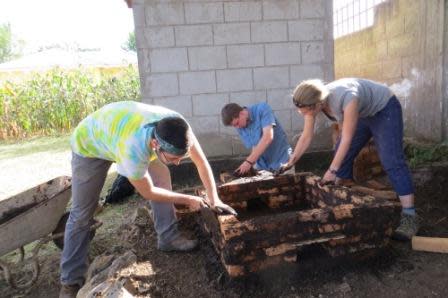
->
[412, 236, 448, 253]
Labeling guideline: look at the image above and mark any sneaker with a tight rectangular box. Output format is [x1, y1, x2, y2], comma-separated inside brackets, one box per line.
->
[157, 234, 198, 252]
[59, 284, 80, 298]
[393, 213, 419, 241]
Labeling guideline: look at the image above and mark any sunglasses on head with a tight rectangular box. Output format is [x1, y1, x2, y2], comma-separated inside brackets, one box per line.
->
[293, 101, 316, 109]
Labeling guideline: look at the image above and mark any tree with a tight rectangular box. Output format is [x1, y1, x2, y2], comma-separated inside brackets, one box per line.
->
[0, 23, 24, 63]
[122, 31, 136, 52]
[0, 23, 13, 63]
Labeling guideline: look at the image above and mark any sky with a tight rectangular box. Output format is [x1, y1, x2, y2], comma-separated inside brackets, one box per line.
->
[0, 0, 135, 54]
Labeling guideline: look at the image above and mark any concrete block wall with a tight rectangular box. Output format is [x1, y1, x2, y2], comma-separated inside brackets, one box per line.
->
[334, 0, 447, 142]
[132, 0, 334, 157]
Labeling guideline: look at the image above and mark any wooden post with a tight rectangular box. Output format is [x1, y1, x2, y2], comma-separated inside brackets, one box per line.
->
[412, 236, 448, 253]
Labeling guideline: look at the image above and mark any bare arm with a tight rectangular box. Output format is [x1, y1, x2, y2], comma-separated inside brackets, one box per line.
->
[129, 173, 204, 210]
[329, 99, 359, 171]
[188, 133, 237, 214]
[288, 114, 316, 166]
[188, 133, 220, 206]
[247, 125, 274, 162]
[237, 125, 274, 173]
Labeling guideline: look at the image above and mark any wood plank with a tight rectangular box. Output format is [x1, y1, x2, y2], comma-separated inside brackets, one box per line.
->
[412, 236, 448, 254]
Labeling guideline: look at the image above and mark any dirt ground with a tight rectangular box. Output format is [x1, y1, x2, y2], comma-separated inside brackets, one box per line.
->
[1, 164, 448, 298]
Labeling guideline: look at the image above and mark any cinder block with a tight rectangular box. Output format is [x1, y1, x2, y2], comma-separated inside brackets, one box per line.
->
[321, 63, 334, 82]
[300, 0, 325, 18]
[251, 21, 288, 43]
[135, 27, 145, 50]
[376, 40, 388, 60]
[146, 2, 185, 26]
[289, 20, 324, 41]
[145, 73, 178, 97]
[357, 46, 378, 65]
[385, 17, 405, 38]
[154, 96, 192, 117]
[220, 122, 238, 137]
[140, 97, 154, 105]
[144, 27, 175, 48]
[290, 65, 324, 86]
[301, 42, 325, 64]
[175, 25, 213, 46]
[360, 63, 381, 81]
[197, 134, 233, 157]
[227, 44, 264, 68]
[230, 90, 267, 107]
[187, 116, 220, 135]
[388, 34, 416, 58]
[233, 138, 251, 155]
[267, 88, 293, 110]
[265, 42, 301, 66]
[401, 56, 419, 78]
[292, 112, 304, 131]
[309, 115, 333, 150]
[263, 0, 299, 20]
[214, 23, 251, 45]
[179, 71, 216, 95]
[188, 46, 227, 70]
[224, 2, 262, 22]
[185, 2, 224, 24]
[150, 48, 188, 72]
[274, 109, 292, 132]
[193, 93, 230, 116]
[132, 3, 146, 28]
[254, 66, 289, 89]
[136, 48, 150, 75]
[217, 69, 253, 92]
[381, 59, 402, 79]
[404, 6, 419, 33]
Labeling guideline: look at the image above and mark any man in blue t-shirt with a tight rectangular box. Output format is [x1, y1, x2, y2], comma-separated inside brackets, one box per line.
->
[221, 102, 292, 175]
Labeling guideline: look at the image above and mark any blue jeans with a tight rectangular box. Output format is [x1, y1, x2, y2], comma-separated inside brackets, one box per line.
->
[335, 96, 414, 196]
[60, 153, 178, 286]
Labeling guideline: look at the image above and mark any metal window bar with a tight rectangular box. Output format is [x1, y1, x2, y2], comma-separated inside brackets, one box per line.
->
[333, 0, 385, 39]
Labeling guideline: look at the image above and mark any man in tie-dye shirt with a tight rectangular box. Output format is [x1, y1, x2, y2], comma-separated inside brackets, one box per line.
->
[60, 101, 235, 297]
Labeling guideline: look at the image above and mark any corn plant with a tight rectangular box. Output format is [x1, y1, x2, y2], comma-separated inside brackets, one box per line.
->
[0, 65, 140, 140]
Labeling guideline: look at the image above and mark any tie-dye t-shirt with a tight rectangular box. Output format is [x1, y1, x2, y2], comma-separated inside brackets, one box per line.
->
[71, 101, 179, 180]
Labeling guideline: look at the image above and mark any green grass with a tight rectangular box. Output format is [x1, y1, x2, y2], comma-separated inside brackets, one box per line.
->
[0, 134, 71, 160]
[404, 140, 448, 168]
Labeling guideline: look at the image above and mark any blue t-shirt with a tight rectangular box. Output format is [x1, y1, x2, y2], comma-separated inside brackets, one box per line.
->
[237, 103, 291, 171]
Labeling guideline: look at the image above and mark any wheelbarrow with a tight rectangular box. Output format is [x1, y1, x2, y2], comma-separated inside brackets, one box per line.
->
[0, 176, 102, 289]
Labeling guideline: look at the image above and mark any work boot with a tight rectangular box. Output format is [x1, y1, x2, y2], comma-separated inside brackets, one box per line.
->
[157, 234, 198, 252]
[59, 284, 80, 298]
[393, 213, 419, 241]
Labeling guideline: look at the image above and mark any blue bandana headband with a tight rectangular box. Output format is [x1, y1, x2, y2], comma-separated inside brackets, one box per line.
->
[145, 122, 188, 156]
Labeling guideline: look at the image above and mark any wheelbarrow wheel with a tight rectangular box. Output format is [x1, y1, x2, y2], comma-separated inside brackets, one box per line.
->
[52, 212, 97, 250]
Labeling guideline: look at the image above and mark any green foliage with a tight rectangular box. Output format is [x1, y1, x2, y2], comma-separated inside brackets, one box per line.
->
[0, 23, 23, 63]
[0, 66, 140, 139]
[122, 32, 136, 52]
[0, 23, 13, 63]
[405, 141, 448, 168]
